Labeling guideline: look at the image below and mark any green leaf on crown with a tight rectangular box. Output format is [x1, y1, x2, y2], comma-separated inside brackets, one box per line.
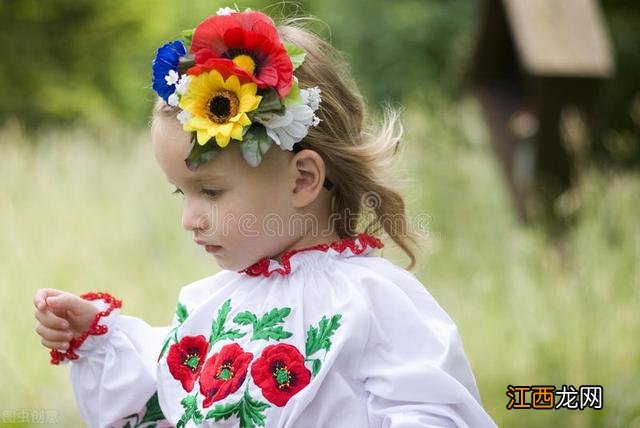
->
[283, 76, 302, 107]
[178, 53, 195, 74]
[240, 124, 273, 167]
[181, 29, 194, 47]
[252, 89, 285, 115]
[185, 133, 219, 171]
[283, 42, 306, 71]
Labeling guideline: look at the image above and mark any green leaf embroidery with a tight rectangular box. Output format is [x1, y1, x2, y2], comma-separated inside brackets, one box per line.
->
[233, 307, 294, 341]
[283, 42, 306, 70]
[206, 384, 270, 428]
[139, 392, 165, 424]
[158, 301, 189, 361]
[305, 314, 342, 377]
[209, 299, 247, 351]
[177, 394, 203, 428]
[176, 302, 188, 323]
[310, 359, 321, 377]
[120, 391, 167, 427]
[206, 400, 240, 422]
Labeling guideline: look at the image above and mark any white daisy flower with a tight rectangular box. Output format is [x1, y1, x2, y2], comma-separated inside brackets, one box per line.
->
[175, 75, 190, 96]
[177, 110, 193, 125]
[302, 86, 322, 111]
[168, 93, 179, 107]
[217, 7, 236, 15]
[254, 86, 323, 150]
[255, 104, 315, 151]
[164, 70, 179, 86]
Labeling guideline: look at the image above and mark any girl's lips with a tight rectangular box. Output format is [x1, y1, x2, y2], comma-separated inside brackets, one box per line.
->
[205, 245, 222, 253]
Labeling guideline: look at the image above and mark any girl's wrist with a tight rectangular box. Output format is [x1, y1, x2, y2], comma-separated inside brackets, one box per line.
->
[49, 292, 122, 365]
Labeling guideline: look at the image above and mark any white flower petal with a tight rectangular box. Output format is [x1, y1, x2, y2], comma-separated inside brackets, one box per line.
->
[265, 128, 282, 147]
[175, 75, 191, 95]
[217, 7, 236, 15]
[165, 70, 179, 86]
[177, 110, 193, 125]
[256, 103, 317, 151]
[259, 110, 294, 128]
[304, 87, 322, 111]
[168, 93, 179, 107]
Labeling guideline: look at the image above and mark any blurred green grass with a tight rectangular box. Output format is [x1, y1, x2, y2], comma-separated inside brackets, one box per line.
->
[1, 94, 638, 427]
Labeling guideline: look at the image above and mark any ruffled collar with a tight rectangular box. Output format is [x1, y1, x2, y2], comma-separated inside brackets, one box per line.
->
[238, 232, 384, 277]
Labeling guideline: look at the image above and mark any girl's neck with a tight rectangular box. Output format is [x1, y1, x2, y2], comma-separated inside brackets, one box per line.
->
[272, 231, 341, 263]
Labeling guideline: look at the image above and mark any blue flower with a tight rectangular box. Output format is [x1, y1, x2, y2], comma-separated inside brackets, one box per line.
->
[152, 40, 187, 102]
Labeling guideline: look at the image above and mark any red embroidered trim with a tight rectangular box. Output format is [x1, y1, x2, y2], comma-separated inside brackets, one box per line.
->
[49, 292, 122, 365]
[239, 232, 384, 277]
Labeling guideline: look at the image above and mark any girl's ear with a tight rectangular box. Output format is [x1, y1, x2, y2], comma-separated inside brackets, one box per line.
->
[290, 149, 327, 209]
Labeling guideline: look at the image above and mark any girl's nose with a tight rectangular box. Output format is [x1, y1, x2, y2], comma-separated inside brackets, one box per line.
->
[181, 197, 211, 232]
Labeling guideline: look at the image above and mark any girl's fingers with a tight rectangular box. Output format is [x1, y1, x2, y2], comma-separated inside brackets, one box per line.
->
[33, 288, 63, 310]
[35, 324, 74, 342]
[34, 307, 69, 330]
[40, 337, 69, 351]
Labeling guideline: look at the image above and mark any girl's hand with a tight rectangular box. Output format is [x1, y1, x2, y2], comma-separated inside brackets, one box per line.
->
[33, 288, 100, 351]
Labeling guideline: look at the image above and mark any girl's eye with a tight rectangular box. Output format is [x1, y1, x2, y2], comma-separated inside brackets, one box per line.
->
[201, 188, 221, 199]
[171, 187, 183, 196]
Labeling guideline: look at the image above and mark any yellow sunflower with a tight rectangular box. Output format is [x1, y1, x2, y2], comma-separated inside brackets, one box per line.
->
[179, 69, 262, 147]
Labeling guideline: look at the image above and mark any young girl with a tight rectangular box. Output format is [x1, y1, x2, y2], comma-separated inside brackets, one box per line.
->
[33, 7, 496, 428]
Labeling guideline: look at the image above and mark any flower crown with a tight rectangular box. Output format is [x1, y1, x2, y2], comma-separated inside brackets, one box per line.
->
[151, 6, 322, 170]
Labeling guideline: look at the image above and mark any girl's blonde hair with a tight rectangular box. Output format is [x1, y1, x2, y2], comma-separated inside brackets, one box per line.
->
[153, 16, 420, 270]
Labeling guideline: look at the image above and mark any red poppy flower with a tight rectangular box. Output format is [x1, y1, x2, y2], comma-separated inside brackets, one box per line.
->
[166, 335, 208, 392]
[189, 11, 293, 98]
[199, 343, 254, 408]
[250, 343, 311, 407]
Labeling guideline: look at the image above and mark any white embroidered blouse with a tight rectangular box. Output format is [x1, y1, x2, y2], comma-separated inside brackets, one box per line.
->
[51, 233, 496, 428]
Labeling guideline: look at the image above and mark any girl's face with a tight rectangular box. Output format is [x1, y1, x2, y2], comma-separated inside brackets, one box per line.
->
[151, 114, 302, 271]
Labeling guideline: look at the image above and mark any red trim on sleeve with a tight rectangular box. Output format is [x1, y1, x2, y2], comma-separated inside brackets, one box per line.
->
[49, 292, 123, 365]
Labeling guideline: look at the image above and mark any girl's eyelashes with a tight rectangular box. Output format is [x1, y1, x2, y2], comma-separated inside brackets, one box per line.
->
[201, 188, 221, 199]
[170, 186, 220, 199]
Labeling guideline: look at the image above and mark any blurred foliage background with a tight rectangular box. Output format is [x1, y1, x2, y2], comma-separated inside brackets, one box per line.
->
[1, 0, 638, 427]
[2, 0, 638, 169]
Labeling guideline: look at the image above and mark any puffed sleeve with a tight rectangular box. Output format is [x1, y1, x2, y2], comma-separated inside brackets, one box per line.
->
[355, 266, 497, 428]
[50, 292, 171, 428]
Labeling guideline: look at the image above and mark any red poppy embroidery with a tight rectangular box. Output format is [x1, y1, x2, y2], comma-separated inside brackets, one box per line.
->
[167, 335, 209, 392]
[239, 232, 384, 277]
[250, 343, 311, 407]
[199, 343, 254, 408]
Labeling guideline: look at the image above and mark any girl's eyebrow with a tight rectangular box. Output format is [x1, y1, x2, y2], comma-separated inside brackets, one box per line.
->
[193, 174, 224, 183]
[167, 173, 224, 186]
